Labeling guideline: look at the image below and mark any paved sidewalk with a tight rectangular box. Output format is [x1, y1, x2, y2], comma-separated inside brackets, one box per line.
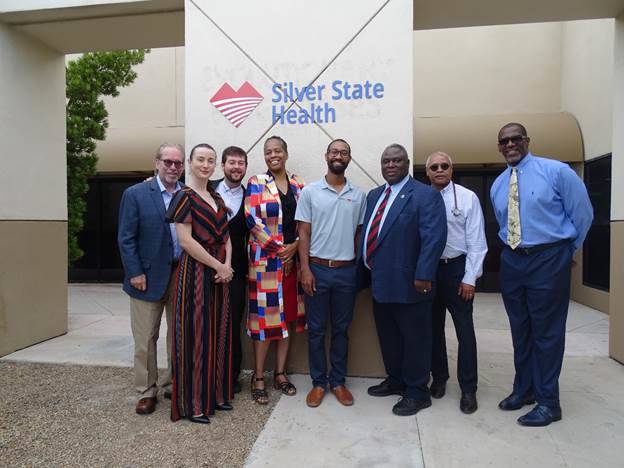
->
[3, 284, 624, 467]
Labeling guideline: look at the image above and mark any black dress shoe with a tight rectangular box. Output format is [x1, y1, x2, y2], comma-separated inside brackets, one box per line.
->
[164, 391, 172, 400]
[429, 381, 446, 399]
[460, 392, 478, 414]
[233, 381, 242, 394]
[498, 393, 536, 411]
[189, 415, 211, 424]
[367, 379, 405, 397]
[215, 402, 233, 411]
[517, 404, 562, 427]
[392, 397, 432, 416]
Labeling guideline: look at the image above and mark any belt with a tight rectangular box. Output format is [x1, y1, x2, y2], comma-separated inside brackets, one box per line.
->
[309, 257, 354, 268]
[440, 254, 465, 265]
[508, 239, 570, 256]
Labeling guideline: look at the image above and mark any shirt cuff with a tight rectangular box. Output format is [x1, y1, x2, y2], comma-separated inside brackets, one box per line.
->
[461, 273, 476, 287]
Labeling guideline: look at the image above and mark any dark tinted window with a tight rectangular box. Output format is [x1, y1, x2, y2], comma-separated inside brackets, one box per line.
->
[583, 154, 611, 291]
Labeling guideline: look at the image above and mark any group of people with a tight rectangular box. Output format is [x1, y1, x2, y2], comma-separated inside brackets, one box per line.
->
[118, 122, 593, 427]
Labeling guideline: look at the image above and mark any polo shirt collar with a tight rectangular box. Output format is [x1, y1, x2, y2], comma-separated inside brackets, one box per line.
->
[322, 176, 353, 194]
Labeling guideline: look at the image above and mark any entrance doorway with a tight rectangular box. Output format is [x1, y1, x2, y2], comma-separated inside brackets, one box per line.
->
[69, 173, 152, 282]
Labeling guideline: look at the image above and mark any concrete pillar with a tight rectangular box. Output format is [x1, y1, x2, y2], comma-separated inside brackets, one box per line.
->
[0, 23, 67, 356]
[609, 15, 624, 364]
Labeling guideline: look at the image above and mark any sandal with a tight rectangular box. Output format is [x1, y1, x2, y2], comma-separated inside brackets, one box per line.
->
[273, 371, 297, 396]
[251, 373, 269, 405]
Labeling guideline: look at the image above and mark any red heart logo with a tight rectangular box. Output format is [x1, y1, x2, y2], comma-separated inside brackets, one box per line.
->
[210, 81, 264, 128]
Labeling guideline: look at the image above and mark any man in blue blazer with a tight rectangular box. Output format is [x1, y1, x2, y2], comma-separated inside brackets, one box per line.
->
[118, 143, 185, 415]
[359, 143, 447, 416]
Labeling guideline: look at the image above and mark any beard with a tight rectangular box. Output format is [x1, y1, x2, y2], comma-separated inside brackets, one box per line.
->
[327, 162, 347, 175]
[224, 171, 244, 184]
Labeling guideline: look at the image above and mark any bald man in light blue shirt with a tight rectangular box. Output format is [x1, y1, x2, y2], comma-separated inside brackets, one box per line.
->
[491, 122, 592, 427]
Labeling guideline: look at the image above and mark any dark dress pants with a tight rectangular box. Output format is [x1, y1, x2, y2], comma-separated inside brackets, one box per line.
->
[305, 263, 357, 388]
[431, 255, 478, 393]
[500, 242, 573, 408]
[229, 275, 247, 381]
[373, 299, 433, 401]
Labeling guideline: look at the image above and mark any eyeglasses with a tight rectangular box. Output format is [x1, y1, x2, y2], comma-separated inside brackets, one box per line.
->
[429, 163, 450, 171]
[159, 158, 184, 169]
[328, 149, 349, 157]
[498, 135, 526, 146]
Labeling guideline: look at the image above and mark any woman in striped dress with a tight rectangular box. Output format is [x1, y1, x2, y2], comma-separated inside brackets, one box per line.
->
[166, 143, 234, 424]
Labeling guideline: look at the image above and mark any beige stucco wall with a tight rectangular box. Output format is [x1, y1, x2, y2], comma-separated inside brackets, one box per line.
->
[561, 19, 615, 160]
[0, 222, 68, 356]
[609, 16, 624, 364]
[1, 24, 66, 220]
[413, 23, 563, 118]
[560, 20, 614, 313]
[0, 24, 68, 357]
[83, 47, 185, 172]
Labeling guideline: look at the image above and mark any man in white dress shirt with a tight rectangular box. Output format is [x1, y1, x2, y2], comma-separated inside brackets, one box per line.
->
[212, 146, 249, 394]
[426, 151, 488, 414]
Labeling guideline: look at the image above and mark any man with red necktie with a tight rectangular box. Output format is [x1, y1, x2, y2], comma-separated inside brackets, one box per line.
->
[358, 143, 447, 416]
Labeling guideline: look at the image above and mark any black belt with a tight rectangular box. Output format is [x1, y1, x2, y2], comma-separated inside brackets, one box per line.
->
[508, 239, 570, 256]
[440, 254, 465, 265]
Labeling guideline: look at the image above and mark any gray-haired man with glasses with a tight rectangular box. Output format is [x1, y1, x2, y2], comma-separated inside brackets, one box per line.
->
[118, 143, 184, 415]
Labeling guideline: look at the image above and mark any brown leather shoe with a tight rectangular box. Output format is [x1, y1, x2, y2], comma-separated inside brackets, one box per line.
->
[136, 397, 157, 415]
[306, 386, 326, 408]
[331, 385, 354, 406]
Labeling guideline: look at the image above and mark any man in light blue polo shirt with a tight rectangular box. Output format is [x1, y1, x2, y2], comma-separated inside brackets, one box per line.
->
[296, 138, 366, 408]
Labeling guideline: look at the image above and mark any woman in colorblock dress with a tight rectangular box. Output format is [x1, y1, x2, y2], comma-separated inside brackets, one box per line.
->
[245, 136, 306, 404]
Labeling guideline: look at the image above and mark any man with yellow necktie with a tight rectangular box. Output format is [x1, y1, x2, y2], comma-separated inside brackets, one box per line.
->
[490, 123, 593, 427]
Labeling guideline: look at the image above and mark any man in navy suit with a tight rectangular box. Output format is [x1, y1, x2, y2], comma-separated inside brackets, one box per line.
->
[211, 146, 249, 394]
[360, 143, 447, 416]
[118, 143, 185, 415]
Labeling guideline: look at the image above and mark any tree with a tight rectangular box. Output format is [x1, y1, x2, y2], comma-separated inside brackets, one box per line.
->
[66, 49, 148, 263]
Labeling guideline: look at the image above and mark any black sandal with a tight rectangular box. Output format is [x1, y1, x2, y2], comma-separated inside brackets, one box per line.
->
[273, 371, 297, 396]
[251, 373, 269, 405]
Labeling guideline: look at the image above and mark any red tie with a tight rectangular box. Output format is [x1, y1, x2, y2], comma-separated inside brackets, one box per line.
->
[366, 186, 392, 266]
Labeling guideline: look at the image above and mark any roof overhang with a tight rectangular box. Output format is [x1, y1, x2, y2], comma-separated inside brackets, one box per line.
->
[2, 0, 624, 53]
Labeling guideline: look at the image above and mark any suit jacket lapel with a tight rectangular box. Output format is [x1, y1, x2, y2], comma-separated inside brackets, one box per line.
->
[149, 178, 167, 219]
[376, 179, 414, 246]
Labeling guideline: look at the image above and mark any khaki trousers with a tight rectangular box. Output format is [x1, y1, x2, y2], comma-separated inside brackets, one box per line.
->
[130, 275, 174, 398]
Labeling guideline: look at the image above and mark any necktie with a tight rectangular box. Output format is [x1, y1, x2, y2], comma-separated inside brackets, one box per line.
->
[507, 167, 522, 249]
[366, 186, 392, 266]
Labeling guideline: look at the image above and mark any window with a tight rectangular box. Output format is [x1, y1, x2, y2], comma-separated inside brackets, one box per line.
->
[583, 154, 611, 291]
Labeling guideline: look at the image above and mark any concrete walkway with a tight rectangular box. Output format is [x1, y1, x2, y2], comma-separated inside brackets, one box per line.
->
[3, 284, 624, 467]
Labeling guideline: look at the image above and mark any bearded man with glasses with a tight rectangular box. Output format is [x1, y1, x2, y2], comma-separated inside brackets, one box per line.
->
[118, 143, 185, 415]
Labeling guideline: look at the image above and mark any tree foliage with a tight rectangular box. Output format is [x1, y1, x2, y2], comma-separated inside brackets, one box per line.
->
[66, 49, 148, 263]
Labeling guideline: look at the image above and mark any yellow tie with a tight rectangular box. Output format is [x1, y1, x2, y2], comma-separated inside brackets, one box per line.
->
[507, 167, 522, 249]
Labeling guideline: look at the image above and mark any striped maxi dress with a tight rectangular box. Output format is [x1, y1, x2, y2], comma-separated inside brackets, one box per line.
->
[166, 187, 233, 420]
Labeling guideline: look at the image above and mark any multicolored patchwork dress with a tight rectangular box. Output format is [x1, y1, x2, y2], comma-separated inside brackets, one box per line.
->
[245, 171, 306, 341]
[166, 187, 233, 420]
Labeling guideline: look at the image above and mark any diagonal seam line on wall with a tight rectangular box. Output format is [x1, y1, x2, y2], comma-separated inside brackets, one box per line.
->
[248, 0, 390, 186]
[189, 0, 391, 185]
